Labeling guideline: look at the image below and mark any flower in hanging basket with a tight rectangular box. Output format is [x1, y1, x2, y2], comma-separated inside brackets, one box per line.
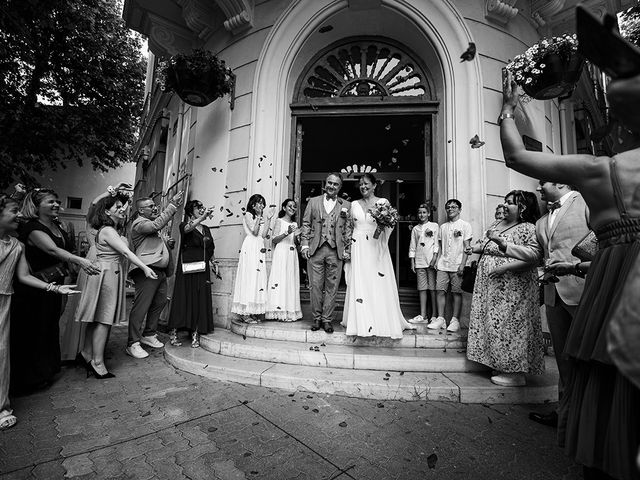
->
[506, 34, 584, 101]
[155, 49, 234, 107]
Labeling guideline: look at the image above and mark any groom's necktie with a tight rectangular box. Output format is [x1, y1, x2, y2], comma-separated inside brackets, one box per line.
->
[547, 201, 561, 212]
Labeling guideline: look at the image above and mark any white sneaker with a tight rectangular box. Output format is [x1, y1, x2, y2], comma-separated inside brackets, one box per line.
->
[490, 373, 526, 387]
[409, 315, 428, 324]
[427, 316, 446, 330]
[447, 318, 460, 332]
[126, 342, 149, 359]
[140, 334, 164, 348]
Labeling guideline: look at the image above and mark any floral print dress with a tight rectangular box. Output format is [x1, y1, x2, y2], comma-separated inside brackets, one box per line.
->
[466, 222, 544, 374]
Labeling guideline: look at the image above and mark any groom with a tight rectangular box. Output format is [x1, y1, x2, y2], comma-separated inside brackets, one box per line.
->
[301, 173, 352, 333]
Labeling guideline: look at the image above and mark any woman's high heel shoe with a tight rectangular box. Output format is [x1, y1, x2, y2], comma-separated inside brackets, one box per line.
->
[87, 361, 115, 379]
[191, 331, 200, 348]
[169, 328, 182, 346]
[76, 352, 91, 373]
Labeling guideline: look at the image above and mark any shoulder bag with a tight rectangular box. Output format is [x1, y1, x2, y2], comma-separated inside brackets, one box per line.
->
[181, 229, 207, 274]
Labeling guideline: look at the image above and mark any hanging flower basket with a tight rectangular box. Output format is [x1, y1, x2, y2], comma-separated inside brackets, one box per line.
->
[156, 49, 234, 107]
[507, 35, 585, 101]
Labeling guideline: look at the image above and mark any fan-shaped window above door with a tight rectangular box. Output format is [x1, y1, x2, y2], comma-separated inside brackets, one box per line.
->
[295, 38, 434, 102]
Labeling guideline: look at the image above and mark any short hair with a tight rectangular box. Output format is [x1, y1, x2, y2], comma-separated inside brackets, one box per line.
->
[0, 194, 18, 214]
[445, 198, 462, 209]
[506, 190, 540, 224]
[89, 193, 130, 229]
[136, 197, 153, 210]
[20, 189, 58, 219]
[418, 203, 430, 211]
[278, 198, 297, 221]
[184, 199, 203, 218]
[246, 194, 266, 218]
[325, 172, 343, 184]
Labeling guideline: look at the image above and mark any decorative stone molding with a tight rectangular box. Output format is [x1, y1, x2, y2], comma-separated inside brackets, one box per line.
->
[485, 0, 519, 26]
[531, 0, 566, 28]
[214, 0, 253, 34]
[146, 12, 194, 56]
[176, 0, 216, 39]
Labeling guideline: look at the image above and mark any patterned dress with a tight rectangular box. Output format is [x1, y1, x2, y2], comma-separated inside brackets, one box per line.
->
[466, 222, 544, 374]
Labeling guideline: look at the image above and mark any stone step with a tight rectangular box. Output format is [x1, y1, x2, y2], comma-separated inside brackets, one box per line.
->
[199, 330, 480, 372]
[164, 344, 558, 404]
[229, 318, 466, 349]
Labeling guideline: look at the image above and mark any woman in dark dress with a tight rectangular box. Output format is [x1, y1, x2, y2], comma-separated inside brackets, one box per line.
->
[168, 200, 216, 348]
[10, 189, 100, 393]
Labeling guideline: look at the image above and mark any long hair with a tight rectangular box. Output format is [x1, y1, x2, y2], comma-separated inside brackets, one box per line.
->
[20, 188, 58, 220]
[506, 190, 540, 224]
[278, 198, 297, 222]
[0, 194, 18, 215]
[246, 194, 266, 218]
[88, 193, 130, 230]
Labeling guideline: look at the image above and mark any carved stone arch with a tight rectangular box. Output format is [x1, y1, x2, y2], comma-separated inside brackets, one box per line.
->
[294, 37, 435, 102]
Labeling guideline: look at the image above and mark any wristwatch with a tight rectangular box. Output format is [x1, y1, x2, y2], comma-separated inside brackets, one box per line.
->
[497, 112, 515, 126]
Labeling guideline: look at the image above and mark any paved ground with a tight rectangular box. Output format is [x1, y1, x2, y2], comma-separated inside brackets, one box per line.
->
[1, 323, 581, 480]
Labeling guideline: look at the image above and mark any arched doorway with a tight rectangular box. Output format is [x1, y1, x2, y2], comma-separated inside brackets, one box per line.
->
[291, 37, 439, 289]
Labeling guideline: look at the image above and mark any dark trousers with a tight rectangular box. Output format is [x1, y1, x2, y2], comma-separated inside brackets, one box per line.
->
[308, 243, 342, 324]
[128, 269, 167, 346]
[546, 291, 577, 398]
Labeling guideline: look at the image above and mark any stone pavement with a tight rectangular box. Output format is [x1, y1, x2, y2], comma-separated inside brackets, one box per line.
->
[1, 323, 581, 480]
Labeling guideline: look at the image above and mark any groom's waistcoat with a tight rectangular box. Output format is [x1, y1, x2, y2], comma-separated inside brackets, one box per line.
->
[319, 203, 338, 249]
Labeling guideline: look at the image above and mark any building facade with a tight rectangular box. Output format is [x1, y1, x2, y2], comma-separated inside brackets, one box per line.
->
[123, 0, 630, 328]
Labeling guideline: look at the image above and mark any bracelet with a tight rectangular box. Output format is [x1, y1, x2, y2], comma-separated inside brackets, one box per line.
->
[46, 282, 57, 292]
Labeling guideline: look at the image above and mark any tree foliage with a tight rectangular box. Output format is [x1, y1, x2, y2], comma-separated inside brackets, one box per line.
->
[620, 4, 640, 47]
[0, 0, 146, 188]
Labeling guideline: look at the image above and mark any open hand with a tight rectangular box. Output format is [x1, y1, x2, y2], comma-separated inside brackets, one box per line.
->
[488, 266, 506, 279]
[144, 267, 158, 279]
[501, 68, 519, 112]
[81, 259, 101, 275]
[171, 191, 184, 206]
[59, 285, 81, 295]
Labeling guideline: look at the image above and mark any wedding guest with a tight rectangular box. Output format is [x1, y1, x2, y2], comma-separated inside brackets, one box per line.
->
[266, 199, 303, 322]
[465, 190, 544, 387]
[59, 182, 132, 363]
[501, 68, 640, 480]
[341, 173, 415, 338]
[495, 204, 506, 221]
[168, 200, 216, 348]
[10, 189, 100, 393]
[231, 194, 274, 323]
[427, 199, 472, 333]
[496, 182, 589, 424]
[408, 203, 438, 324]
[75, 194, 157, 378]
[126, 191, 183, 359]
[0, 194, 79, 430]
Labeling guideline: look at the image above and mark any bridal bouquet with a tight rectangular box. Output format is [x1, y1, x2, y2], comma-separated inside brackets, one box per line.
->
[368, 199, 399, 239]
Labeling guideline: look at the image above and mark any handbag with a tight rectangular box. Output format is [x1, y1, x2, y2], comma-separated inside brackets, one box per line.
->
[461, 261, 478, 293]
[571, 230, 598, 262]
[33, 263, 70, 283]
[181, 228, 208, 274]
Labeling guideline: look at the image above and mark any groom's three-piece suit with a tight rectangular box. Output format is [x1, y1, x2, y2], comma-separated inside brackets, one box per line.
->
[301, 195, 352, 328]
[506, 191, 590, 392]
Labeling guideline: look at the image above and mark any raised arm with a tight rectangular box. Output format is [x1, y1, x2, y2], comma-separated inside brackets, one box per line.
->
[500, 69, 604, 185]
[16, 246, 80, 294]
[100, 227, 157, 279]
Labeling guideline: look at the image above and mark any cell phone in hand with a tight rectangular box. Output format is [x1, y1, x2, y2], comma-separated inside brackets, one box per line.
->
[576, 5, 640, 79]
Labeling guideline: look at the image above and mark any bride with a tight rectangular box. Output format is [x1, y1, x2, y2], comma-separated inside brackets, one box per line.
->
[341, 173, 416, 338]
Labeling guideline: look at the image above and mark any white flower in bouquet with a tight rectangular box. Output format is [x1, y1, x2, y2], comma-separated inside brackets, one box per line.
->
[368, 199, 399, 239]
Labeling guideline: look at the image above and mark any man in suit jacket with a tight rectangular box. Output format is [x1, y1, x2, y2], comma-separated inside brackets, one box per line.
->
[125, 190, 183, 359]
[501, 182, 590, 426]
[301, 173, 352, 333]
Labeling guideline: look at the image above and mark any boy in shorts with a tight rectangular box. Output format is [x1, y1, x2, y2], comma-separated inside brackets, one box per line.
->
[408, 203, 439, 323]
[428, 199, 472, 332]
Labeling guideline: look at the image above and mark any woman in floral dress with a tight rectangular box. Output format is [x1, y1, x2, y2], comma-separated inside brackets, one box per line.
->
[466, 190, 544, 387]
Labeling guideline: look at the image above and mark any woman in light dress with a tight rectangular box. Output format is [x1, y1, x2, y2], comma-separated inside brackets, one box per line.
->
[74, 193, 157, 379]
[342, 173, 416, 339]
[266, 199, 302, 321]
[231, 194, 275, 323]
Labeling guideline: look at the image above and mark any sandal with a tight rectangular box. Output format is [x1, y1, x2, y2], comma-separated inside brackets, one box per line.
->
[169, 329, 182, 346]
[191, 332, 200, 348]
[0, 414, 17, 430]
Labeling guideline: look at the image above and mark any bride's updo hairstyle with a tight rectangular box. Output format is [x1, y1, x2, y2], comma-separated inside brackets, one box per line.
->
[359, 172, 378, 189]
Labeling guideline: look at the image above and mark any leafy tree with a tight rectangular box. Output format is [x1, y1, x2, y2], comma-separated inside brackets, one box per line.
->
[620, 4, 640, 47]
[0, 0, 146, 188]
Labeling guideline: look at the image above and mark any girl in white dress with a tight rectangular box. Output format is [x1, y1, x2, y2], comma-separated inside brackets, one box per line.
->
[342, 173, 416, 338]
[231, 194, 274, 323]
[266, 199, 302, 321]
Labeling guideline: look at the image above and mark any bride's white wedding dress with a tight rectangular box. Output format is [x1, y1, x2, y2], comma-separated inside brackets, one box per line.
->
[341, 200, 415, 339]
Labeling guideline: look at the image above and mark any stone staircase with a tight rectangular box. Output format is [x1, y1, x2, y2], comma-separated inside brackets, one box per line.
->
[164, 317, 558, 404]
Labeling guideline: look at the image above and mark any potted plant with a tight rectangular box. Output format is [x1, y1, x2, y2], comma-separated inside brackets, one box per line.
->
[156, 49, 234, 107]
[506, 34, 584, 101]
